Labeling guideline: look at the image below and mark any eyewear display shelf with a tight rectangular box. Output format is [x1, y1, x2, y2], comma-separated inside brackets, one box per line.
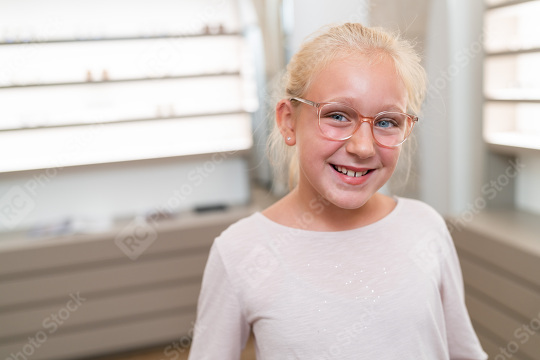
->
[0, 28, 256, 172]
[483, 0, 540, 156]
[0, 1, 265, 359]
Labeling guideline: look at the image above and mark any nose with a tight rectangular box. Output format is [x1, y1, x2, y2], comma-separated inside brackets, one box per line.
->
[345, 122, 376, 158]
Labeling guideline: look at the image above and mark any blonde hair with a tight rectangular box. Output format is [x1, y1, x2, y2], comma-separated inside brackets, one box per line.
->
[268, 23, 427, 192]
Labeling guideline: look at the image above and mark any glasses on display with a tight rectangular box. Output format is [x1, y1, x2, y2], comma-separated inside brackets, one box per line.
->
[290, 97, 418, 148]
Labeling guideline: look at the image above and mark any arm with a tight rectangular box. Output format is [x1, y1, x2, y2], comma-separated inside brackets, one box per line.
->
[439, 230, 488, 360]
[188, 242, 250, 360]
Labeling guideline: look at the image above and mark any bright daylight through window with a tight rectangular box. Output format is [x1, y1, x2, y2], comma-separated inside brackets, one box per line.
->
[483, 0, 540, 152]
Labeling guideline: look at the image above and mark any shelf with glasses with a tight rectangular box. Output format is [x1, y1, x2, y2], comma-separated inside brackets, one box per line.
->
[485, 1, 540, 53]
[485, 133, 540, 155]
[484, 99, 540, 155]
[0, 72, 253, 131]
[0, 0, 263, 174]
[0, 25, 256, 170]
[0, 71, 241, 89]
[485, 97, 540, 103]
[486, 0, 537, 10]
[483, 97, 540, 155]
[483, 0, 540, 157]
[0, 112, 254, 173]
[0, 109, 250, 132]
[485, 47, 540, 57]
[0, 31, 242, 46]
[0, 35, 244, 88]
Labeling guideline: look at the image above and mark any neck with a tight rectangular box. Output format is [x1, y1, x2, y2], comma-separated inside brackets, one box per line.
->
[288, 187, 392, 232]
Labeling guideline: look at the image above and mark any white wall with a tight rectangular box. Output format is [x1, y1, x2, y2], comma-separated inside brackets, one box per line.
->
[289, 0, 370, 54]
[516, 154, 540, 214]
[0, 156, 250, 234]
[420, 0, 486, 216]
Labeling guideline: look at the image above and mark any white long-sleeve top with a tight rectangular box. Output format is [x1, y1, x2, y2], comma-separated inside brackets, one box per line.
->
[188, 197, 488, 360]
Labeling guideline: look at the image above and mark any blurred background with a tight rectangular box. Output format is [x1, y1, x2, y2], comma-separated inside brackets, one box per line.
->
[0, 0, 539, 359]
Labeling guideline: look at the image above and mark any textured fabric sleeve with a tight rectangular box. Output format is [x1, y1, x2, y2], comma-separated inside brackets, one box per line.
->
[188, 241, 250, 360]
[439, 228, 488, 360]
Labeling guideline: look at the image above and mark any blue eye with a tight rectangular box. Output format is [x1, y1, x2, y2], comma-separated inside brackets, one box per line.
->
[329, 113, 349, 122]
[375, 118, 397, 128]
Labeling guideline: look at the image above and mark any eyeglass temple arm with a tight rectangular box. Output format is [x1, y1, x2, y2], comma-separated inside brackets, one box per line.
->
[289, 97, 318, 108]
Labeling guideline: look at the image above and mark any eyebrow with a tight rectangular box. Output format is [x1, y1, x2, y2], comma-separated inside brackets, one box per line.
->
[324, 96, 406, 113]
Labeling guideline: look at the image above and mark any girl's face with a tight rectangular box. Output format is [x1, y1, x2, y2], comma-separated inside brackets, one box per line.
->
[286, 54, 408, 210]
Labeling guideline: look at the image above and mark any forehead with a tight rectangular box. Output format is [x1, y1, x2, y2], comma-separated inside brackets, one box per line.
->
[306, 53, 408, 111]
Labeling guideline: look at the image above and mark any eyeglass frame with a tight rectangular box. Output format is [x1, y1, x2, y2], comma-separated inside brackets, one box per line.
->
[289, 97, 419, 148]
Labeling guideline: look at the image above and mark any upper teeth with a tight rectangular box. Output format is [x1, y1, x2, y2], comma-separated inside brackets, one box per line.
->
[335, 165, 368, 177]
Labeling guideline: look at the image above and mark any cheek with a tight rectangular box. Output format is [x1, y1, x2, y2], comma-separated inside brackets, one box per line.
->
[296, 121, 340, 160]
[298, 137, 342, 167]
[380, 148, 401, 168]
[295, 116, 316, 143]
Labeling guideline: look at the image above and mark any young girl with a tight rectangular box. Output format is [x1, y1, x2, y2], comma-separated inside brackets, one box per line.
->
[188, 23, 487, 360]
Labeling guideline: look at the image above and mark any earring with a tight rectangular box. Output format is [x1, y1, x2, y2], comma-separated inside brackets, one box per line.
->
[287, 137, 291, 141]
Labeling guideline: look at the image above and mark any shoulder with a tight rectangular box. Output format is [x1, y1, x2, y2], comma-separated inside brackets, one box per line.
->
[389, 197, 452, 250]
[392, 198, 457, 282]
[209, 212, 284, 291]
[212, 212, 274, 259]
[215, 212, 267, 242]
[395, 197, 448, 229]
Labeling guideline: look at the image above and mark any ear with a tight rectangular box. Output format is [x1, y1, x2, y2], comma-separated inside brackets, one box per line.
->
[276, 99, 296, 146]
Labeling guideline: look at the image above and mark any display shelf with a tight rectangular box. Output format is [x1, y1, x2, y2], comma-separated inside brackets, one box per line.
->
[0, 0, 243, 45]
[485, 47, 540, 57]
[0, 31, 242, 46]
[0, 71, 241, 89]
[0, 35, 244, 87]
[486, 0, 537, 10]
[484, 132, 540, 156]
[485, 97, 540, 103]
[0, 74, 252, 131]
[0, 0, 267, 212]
[0, 110, 249, 132]
[0, 0, 262, 172]
[485, 1, 540, 52]
[0, 113, 254, 173]
[0, 63, 256, 168]
[483, 0, 540, 158]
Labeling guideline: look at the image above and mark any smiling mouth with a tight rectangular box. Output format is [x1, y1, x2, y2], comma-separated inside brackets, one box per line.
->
[331, 164, 372, 178]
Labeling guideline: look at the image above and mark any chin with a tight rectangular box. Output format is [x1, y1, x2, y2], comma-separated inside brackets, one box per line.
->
[322, 189, 374, 210]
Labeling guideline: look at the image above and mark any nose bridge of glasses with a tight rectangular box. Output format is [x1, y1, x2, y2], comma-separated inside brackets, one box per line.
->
[352, 115, 375, 134]
[350, 117, 375, 140]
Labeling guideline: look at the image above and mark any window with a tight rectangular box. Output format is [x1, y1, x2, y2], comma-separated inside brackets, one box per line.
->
[483, 0, 540, 152]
